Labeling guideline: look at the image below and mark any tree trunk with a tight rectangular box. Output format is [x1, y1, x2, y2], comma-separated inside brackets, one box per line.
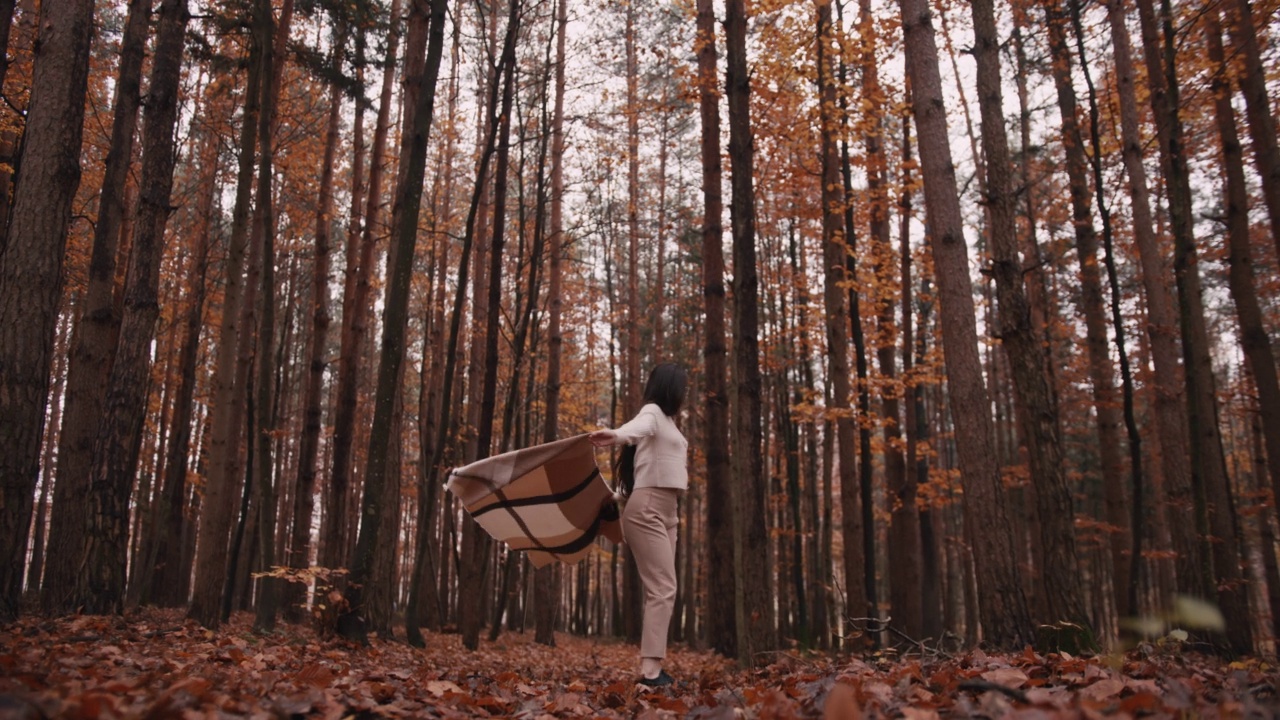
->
[1205, 7, 1280, 570]
[725, 0, 774, 664]
[75, 0, 189, 614]
[1205, 9, 1280, 651]
[285, 21, 347, 624]
[338, 0, 450, 644]
[324, 22, 375, 573]
[1140, 0, 1251, 653]
[782, 236, 807, 643]
[406, 0, 504, 648]
[26, 314, 70, 597]
[620, 0, 645, 647]
[1105, 0, 1193, 602]
[697, 0, 735, 660]
[971, 0, 1093, 644]
[857, 0, 918, 643]
[367, 388, 405, 637]
[188, 9, 265, 629]
[900, 122, 941, 641]
[407, 0, 455, 641]
[535, 0, 569, 648]
[39, 0, 147, 612]
[1069, 0, 1147, 621]
[1041, 0, 1130, 620]
[460, 0, 519, 652]
[1223, 0, 1280, 257]
[816, 0, 864, 643]
[897, 0, 1034, 649]
[145, 121, 218, 609]
[0, 0, 94, 622]
[251, 0, 282, 632]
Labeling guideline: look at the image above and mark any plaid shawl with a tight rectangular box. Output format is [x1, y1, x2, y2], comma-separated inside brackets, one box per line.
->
[446, 434, 623, 568]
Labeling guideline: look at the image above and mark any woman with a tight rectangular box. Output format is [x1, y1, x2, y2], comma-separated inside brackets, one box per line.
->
[589, 362, 688, 688]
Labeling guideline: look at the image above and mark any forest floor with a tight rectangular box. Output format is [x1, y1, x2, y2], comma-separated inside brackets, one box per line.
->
[1, 608, 1278, 718]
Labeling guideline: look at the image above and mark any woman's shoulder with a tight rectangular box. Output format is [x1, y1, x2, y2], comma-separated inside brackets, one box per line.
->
[639, 402, 670, 418]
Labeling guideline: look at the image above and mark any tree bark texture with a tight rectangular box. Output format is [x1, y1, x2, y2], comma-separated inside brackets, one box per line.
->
[76, 0, 190, 614]
[0, 0, 94, 621]
[816, 0, 865, 638]
[971, 0, 1093, 641]
[726, 0, 775, 664]
[150, 124, 218, 608]
[697, 0, 735, 660]
[1105, 0, 1196, 599]
[897, 0, 1034, 649]
[1205, 7, 1280, 557]
[339, 0, 450, 644]
[1140, 0, 1251, 653]
[40, 0, 147, 612]
[535, 0, 569, 648]
[1042, 0, 1130, 618]
[188, 15, 264, 629]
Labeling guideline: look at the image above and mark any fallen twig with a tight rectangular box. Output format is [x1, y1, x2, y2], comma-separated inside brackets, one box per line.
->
[957, 679, 1030, 704]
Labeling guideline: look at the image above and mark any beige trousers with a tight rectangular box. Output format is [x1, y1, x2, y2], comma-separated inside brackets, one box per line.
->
[622, 487, 680, 659]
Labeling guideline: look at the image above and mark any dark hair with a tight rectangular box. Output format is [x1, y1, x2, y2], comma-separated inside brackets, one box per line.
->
[642, 362, 688, 417]
[614, 363, 687, 495]
[614, 447, 638, 496]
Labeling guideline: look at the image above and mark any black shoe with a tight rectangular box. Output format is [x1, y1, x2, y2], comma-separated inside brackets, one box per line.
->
[638, 670, 674, 688]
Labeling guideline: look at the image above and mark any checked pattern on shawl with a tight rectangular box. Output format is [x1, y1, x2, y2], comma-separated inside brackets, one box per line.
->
[446, 434, 623, 568]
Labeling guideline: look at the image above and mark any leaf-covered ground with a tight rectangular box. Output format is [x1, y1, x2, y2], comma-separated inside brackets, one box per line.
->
[1, 609, 1277, 718]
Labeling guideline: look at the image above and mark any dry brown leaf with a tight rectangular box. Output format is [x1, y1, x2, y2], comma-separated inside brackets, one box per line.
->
[980, 667, 1029, 688]
[1080, 677, 1125, 701]
[823, 683, 861, 720]
[425, 680, 463, 697]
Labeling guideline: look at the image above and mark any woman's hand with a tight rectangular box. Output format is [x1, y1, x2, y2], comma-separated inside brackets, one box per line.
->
[588, 430, 617, 447]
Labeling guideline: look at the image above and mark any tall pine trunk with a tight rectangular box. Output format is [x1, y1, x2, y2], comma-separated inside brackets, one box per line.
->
[1138, 0, 1251, 653]
[406, 0, 503, 647]
[816, 0, 864, 641]
[0, 0, 94, 621]
[1223, 0, 1280, 256]
[859, 0, 918, 642]
[76, 0, 189, 614]
[897, 0, 1034, 649]
[149, 124, 218, 608]
[1042, 0, 1130, 619]
[1069, 0, 1147, 619]
[39, 0, 147, 612]
[725, 0, 774, 664]
[1205, 7, 1280, 632]
[970, 0, 1093, 645]
[1104, 0, 1192, 600]
[251, 0, 283, 632]
[460, 0, 519, 652]
[188, 11, 265, 629]
[535, 0, 569, 648]
[285, 20, 347, 623]
[697, 0, 735, 659]
[338, 0, 450, 644]
[1205, 7, 1280, 562]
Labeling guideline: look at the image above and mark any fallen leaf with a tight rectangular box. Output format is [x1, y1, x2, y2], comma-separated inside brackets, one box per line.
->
[1080, 678, 1125, 701]
[1119, 692, 1163, 714]
[425, 680, 463, 697]
[823, 683, 861, 720]
[980, 667, 1029, 688]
